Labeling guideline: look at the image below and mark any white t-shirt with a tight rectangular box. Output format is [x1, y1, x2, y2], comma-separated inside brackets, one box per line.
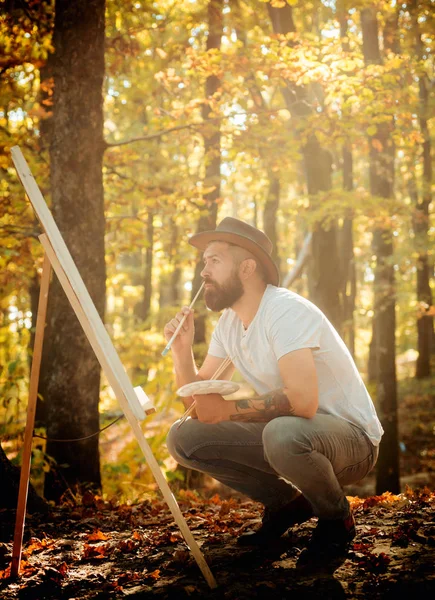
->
[208, 285, 384, 446]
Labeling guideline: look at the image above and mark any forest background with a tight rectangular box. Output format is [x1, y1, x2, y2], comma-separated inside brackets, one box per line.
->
[0, 0, 434, 509]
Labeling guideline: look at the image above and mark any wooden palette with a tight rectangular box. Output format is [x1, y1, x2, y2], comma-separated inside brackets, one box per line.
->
[177, 379, 240, 398]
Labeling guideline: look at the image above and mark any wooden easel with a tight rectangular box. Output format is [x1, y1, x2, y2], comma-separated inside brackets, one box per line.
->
[11, 252, 51, 578]
[10, 146, 217, 588]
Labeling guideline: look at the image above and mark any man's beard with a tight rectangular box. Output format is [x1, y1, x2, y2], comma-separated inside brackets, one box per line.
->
[204, 270, 244, 312]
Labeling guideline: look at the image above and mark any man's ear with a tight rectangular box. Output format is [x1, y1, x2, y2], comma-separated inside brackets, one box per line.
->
[239, 258, 257, 280]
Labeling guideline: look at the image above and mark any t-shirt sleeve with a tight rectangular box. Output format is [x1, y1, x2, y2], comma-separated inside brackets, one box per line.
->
[208, 317, 228, 359]
[268, 299, 322, 360]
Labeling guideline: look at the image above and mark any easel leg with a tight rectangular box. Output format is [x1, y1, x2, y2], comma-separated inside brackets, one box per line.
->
[11, 253, 51, 578]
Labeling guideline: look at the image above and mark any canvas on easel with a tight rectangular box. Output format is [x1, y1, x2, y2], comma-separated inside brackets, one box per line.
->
[10, 146, 216, 588]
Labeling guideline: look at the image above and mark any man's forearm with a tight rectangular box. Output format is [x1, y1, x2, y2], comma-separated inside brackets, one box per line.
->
[221, 389, 314, 422]
[172, 348, 198, 387]
[172, 348, 200, 408]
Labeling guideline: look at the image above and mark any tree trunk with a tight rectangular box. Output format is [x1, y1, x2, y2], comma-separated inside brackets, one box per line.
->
[159, 219, 182, 308]
[263, 176, 281, 276]
[39, 0, 106, 501]
[238, 31, 282, 279]
[339, 11, 356, 356]
[135, 210, 154, 324]
[339, 212, 356, 357]
[361, 6, 400, 494]
[267, 3, 342, 331]
[0, 444, 48, 513]
[411, 2, 433, 377]
[192, 0, 223, 347]
[169, 222, 182, 306]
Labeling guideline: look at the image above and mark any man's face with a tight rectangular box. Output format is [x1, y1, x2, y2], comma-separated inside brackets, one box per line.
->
[200, 242, 244, 311]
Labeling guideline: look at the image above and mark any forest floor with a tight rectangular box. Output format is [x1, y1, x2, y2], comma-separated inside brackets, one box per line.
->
[0, 378, 434, 599]
[0, 488, 434, 599]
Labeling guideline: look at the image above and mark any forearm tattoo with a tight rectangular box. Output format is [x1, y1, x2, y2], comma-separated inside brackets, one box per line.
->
[229, 389, 295, 422]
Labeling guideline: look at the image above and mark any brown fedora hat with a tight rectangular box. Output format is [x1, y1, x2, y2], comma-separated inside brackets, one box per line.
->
[189, 217, 280, 286]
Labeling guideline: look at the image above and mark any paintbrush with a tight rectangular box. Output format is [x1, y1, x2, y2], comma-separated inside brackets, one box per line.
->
[161, 281, 205, 356]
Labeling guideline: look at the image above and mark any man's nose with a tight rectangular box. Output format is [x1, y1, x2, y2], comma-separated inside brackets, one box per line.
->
[200, 264, 209, 279]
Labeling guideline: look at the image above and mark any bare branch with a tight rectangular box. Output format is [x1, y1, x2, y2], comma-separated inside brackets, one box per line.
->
[104, 108, 288, 149]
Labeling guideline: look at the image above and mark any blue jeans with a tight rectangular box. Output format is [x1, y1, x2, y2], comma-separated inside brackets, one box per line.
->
[166, 414, 378, 519]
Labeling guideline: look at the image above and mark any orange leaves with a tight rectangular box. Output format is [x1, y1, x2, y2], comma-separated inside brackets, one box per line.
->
[83, 529, 111, 558]
[348, 491, 407, 512]
[417, 304, 435, 319]
[23, 537, 55, 558]
[219, 500, 231, 518]
[0, 560, 37, 580]
[149, 569, 160, 580]
[82, 542, 111, 560]
[348, 488, 435, 515]
[58, 561, 69, 576]
[83, 529, 112, 559]
[81, 527, 149, 560]
[0, 565, 11, 580]
[86, 529, 110, 542]
[354, 549, 392, 574]
[113, 570, 141, 591]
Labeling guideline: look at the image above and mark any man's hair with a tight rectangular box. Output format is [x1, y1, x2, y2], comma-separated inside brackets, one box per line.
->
[226, 242, 267, 282]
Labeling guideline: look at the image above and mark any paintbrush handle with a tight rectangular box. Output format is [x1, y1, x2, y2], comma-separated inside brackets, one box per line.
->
[162, 281, 205, 356]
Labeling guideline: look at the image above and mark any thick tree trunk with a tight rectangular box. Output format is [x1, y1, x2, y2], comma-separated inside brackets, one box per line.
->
[39, 0, 106, 501]
[267, 4, 342, 331]
[0, 444, 48, 513]
[412, 3, 433, 377]
[366, 11, 385, 383]
[361, 6, 399, 494]
[192, 0, 223, 347]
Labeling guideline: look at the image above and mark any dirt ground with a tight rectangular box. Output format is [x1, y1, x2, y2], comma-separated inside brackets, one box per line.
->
[1, 487, 434, 599]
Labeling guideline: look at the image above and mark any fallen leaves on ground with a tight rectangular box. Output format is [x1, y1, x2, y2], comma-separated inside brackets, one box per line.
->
[0, 488, 434, 598]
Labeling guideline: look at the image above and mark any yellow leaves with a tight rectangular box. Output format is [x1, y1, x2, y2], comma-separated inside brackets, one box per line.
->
[268, 0, 287, 7]
[366, 124, 377, 137]
[340, 58, 359, 72]
[361, 88, 375, 102]
[155, 48, 168, 60]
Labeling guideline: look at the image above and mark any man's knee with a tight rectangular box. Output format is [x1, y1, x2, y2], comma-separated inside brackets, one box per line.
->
[166, 420, 192, 467]
[166, 419, 210, 467]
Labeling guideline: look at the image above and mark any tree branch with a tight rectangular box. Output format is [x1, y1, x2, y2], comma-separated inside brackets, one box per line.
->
[104, 108, 288, 149]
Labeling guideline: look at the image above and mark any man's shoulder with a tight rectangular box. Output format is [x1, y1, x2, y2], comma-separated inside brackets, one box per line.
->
[264, 286, 321, 315]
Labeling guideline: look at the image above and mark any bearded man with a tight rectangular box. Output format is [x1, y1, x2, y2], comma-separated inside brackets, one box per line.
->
[164, 217, 383, 566]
